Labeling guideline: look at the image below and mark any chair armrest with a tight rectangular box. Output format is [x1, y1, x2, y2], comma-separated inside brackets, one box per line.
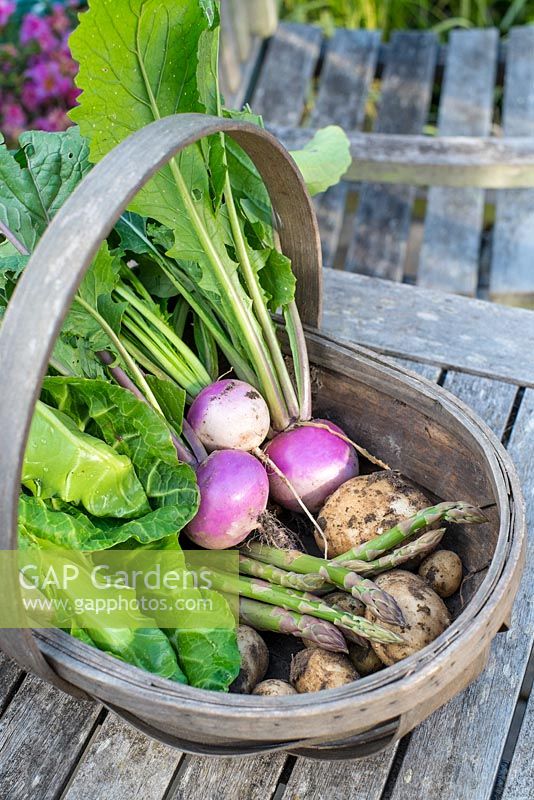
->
[272, 126, 534, 188]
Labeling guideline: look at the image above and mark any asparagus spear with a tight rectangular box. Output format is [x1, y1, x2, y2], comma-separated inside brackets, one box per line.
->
[278, 588, 367, 647]
[334, 501, 486, 564]
[208, 570, 403, 645]
[242, 542, 405, 626]
[238, 597, 348, 653]
[239, 554, 326, 591]
[340, 528, 446, 575]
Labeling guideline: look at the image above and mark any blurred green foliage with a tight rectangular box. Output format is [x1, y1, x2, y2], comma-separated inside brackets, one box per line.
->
[280, 0, 534, 38]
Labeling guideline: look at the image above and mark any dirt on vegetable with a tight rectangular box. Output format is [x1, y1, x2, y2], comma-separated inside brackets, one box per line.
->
[316, 470, 433, 557]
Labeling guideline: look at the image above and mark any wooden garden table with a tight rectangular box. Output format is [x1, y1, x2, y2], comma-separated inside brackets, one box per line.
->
[0, 277, 532, 799]
[1, 18, 534, 800]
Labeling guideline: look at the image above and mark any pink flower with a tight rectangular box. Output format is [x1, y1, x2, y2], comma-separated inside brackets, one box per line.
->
[50, 5, 71, 35]
[21, 82, 40, 113]
[1, 102, 27, 140]
[33, 108, 70, 133]
[20, 13, 57, 52]
[0, 0, 15, 28]
[3, 103, 26, 128]
[56, 42, 78, 77]
[26, 59, 72, 102]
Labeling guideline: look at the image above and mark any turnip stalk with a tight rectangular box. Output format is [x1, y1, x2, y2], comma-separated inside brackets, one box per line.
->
[0, 220, 28, 256]
[118, 214, 257, 386]
[170, 160, 291, 431]
[96, 351, 197, 467]
[223, 172, 300, 422]
[120, 313, 201, 398]
[134, 57, 292, 429]
[155, 260, 258, 386]
[116, 285, 210, 389]
[97, 350, 146, 402]
[119, 338, 177, 383]
[181, 418, 208, 465]
[74, 296, 161, 412]
[284, 301, 312, 421]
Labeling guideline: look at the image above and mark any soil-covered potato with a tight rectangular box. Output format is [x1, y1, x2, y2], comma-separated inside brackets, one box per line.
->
[348, 641, 384, 676]
[252, 679, 297, 697]
[316, 470, 432, 557]
[365, 570, 451, 666]
[290, 648, 359, 693]
[230, 626, 269, 694]
[322, 591, 366, 618]
[419, 550, 463, 598]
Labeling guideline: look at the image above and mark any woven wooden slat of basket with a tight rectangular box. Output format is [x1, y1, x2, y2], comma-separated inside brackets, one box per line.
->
[0, 115, 525, 759]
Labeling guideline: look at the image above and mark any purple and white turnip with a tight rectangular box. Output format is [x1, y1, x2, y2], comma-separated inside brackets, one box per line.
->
[186, 450, 270, 549]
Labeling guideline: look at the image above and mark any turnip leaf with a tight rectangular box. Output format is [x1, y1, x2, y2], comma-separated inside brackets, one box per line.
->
[289, 125, 352, 196]
[0, 128, 89, 253]
[69, 0, 213, 233]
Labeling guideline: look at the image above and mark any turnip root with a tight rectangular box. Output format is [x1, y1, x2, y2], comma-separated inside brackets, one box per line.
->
[316, 470, 432, 558]
[230, 625, 269, 694]
[252, 679, 297, 697]
[187, 379, 270, 452]
[186, 450, 269, 549]
[365, 570, 451, 666]
[264, 420, 359, 513]
[419, 550, 463, 598]
[290, 648, 359, 693]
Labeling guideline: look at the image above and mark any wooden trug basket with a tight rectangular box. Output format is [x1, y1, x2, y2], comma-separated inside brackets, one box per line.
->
[0, 116, 526, 760]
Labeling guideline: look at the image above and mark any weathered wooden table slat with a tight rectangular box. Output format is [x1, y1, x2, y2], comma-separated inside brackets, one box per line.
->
[61, 715, 182, 800]
[250, 23, 322, 126]
[345, 31, 438, 280]
[310, 29, 380, 268]
[281, 745, 398, 800]
[0, 675, 100, 800]
[322, 270, 534, 387]
[490, 26, 534, 304]
[417, 28, 498, 295]
[501, 689, 534, 800]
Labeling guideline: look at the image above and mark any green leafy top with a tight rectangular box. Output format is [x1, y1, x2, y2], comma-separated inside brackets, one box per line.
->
[69, 0, 216, 233]
[0, 128, 90, 253]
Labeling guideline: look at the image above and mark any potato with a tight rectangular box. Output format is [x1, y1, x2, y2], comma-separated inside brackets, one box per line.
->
[252, 679, 297, 697]
[229, 625, 269, 694]
[290, 648, 359, 693]
[316, 470, 432, 557]
[364, 570, 451, 666]
[322, 591, 365, 618]
[348, 642, 384, 676]
[419, 550, 463, 598]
